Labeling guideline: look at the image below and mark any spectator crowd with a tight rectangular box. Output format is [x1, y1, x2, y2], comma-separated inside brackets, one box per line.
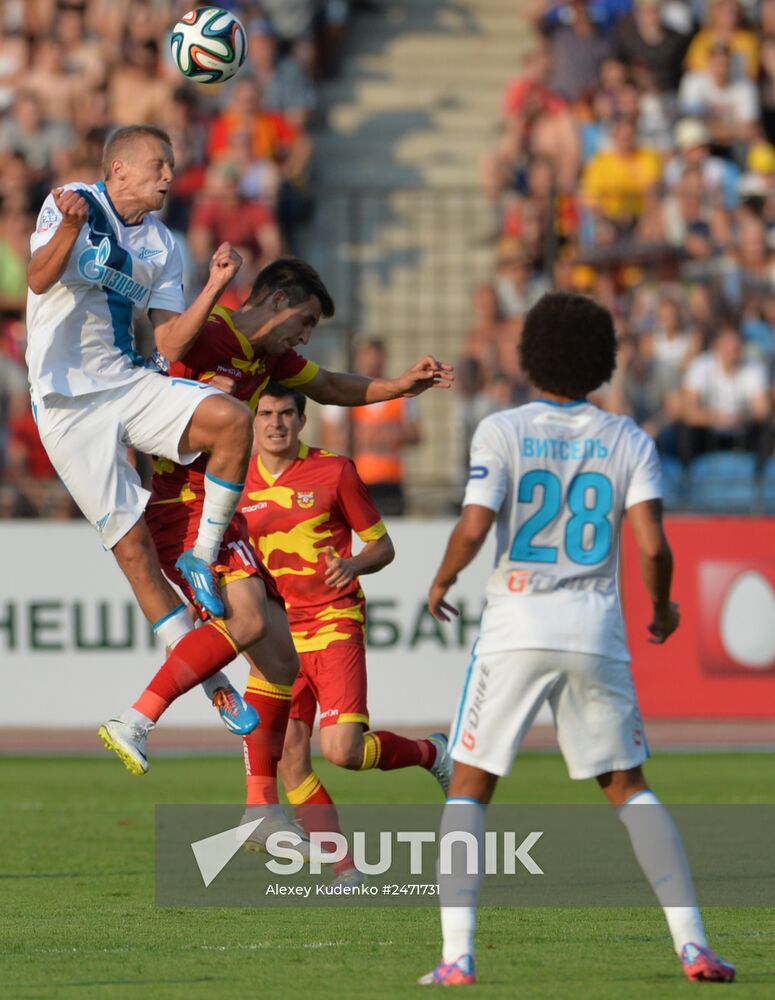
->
[5, 1, 775, 518]
[459, 0, 775, 503]
[0, 0, 352, 518]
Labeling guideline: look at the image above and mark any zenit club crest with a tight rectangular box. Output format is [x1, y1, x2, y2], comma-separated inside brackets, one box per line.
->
[296, 490, 315, 509]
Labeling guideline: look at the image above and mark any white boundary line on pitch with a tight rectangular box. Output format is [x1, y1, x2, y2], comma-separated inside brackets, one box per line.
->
[27, 941, 396, 956]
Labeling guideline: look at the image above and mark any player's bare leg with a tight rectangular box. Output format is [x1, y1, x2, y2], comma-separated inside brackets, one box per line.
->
[174, 393, 254, 617]
[278, 719, 361, 880]
[112, 519, 183, 623]
[100, 577, 270, 774]
[278, 719, 453, 882]
[321, 722, 452, 789]
[598, 765, 735, 982]
[446, 761, 498, 804]
[100, 519, 254, 746]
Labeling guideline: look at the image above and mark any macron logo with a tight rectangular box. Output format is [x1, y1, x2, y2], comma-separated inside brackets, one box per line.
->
[139, 247, 164, 260]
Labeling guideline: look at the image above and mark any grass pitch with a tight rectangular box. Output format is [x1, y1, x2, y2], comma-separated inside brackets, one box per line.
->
[1, 753, 773, 999]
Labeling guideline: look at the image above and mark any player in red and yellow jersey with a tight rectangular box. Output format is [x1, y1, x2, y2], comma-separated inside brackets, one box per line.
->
[239, 382, 452, 875]
[103, 258, 455, 810]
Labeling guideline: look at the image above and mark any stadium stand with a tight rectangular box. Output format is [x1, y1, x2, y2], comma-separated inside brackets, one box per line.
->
[0, 0, 353, 519]
[463, 0, 775, 511]
[3, 1, 775, 516]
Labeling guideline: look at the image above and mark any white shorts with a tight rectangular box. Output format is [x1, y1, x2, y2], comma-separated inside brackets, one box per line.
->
[32, 370, 221, 549]
[448, 647, 649, 780]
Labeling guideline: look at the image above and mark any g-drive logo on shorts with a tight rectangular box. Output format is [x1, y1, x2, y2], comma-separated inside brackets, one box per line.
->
[698, 559, 775, 674]
[461, 663, 490, 750]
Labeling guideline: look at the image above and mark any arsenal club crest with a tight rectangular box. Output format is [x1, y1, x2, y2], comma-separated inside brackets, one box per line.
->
[296, 490, 315, 509]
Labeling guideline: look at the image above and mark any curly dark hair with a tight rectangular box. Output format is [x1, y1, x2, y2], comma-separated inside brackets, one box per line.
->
[520, 292, 616, 398]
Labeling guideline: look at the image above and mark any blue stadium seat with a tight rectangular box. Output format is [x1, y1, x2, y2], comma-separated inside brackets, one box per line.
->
[659, 455, 686, 510]
[687, 452, 758, 513]
[760, 457, 775, 513]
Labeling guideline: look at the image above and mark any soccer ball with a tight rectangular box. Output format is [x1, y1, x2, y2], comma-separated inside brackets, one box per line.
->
[169, 7, 247, 84]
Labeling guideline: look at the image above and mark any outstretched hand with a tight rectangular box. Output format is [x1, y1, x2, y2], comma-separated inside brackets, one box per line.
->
[52, 188, 88, 229]
[399, 356, 455, 396]
[207, 242, 242, 291]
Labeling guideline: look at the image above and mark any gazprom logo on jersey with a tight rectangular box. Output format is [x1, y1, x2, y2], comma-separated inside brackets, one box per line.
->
[78, 236, 149, 305]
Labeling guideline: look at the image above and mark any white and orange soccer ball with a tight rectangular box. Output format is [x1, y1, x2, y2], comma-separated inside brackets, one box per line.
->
[169, 6, 247, 84]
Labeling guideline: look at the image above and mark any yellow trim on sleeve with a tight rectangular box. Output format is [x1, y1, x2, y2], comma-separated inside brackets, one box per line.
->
[279, 360, 320, 388]
[286, 772, 322, 805]
[357, 520, 387, 543]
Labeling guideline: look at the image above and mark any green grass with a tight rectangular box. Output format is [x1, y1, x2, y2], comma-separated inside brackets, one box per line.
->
[1, 754, 773, 999]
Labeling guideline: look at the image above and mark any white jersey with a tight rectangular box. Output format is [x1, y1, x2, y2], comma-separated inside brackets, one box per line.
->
[26, 181, 185, 399]
[463, 400, 662, 661]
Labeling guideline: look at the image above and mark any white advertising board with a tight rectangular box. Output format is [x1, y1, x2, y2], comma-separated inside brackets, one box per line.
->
[0, 521, 494, 728]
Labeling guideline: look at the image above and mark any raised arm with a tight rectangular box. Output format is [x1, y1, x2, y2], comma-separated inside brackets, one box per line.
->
[302, 355, 454, 406]
[27, 189, 88, 295]
[150, 242, 242, 362]
[626, 498, 679, 644]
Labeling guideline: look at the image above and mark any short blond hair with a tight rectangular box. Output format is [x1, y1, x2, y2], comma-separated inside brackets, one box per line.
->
[102, 125, 172, 179]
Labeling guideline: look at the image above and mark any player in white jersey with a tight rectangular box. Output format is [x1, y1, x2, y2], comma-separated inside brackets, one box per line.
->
[26, 125, 264, 741]
[419, 293, 735, 986]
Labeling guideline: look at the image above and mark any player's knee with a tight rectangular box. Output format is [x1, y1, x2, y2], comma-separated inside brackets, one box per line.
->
[113, 525, 157, 578]
[324, 738, 363, 770]
[246, 618, 267, 649]
[221, 399, 252, 454]
[228, 613, 267, 651]
[206, 396, 253, 452]
[279, 650, 300, 686]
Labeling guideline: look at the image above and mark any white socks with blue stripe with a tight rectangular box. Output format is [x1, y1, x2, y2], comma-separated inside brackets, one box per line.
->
[153, 603, 229, 700]
[618, 790, 707, 954]
[153, 603, 191, 650]
[439, 797, 485, 963]
[194, 471, 244, 565]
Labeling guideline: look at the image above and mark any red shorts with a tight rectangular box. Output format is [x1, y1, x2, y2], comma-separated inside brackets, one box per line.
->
[145, 502, 284, 613]
[290, 638, 369, 730]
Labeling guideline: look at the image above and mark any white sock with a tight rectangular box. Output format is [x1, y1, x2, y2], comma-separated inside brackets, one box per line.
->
[118, 707, 154, 731]
[200, 671, 230, 700]
[439, 797, 485, 963]
[153, 603, 192, 650]
[618, 790, 707, 954]
[193, 472, 244, 564]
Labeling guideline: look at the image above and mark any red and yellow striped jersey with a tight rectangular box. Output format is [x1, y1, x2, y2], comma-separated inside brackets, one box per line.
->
[239, 445, 387, 651]
[149, 305, 319, 504]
